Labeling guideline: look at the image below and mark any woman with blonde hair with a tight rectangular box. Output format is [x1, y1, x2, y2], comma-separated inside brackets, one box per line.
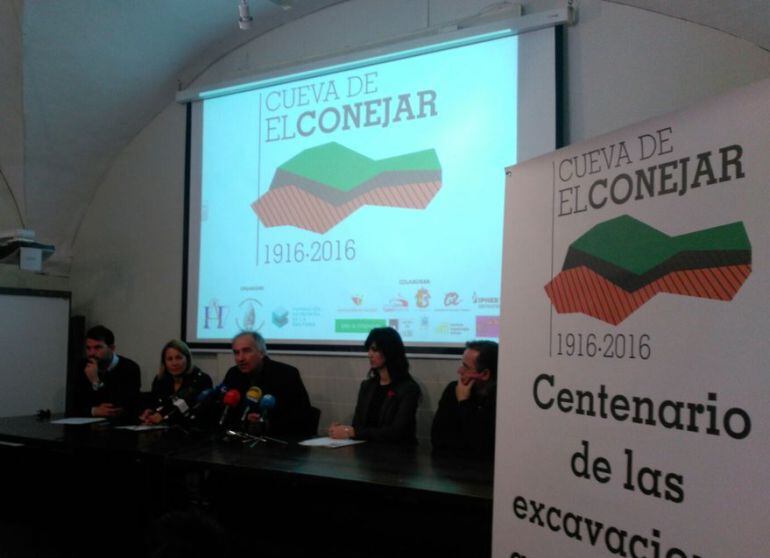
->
[139, 339, 213, 425]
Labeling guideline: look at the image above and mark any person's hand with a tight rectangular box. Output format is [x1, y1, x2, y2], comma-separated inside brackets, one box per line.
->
[328, 422, 354, 439]
[84, 358, 100, 385]
[139, 409, 162, 424]
[455, 378, 474, 402]
[92, 403, 123, 418]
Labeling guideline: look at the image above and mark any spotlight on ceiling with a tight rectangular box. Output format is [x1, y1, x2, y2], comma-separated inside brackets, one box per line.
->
[237, 0, 253, 30]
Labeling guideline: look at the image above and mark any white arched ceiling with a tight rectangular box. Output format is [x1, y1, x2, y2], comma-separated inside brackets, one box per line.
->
[14, 0, 770, 274]
[20, 0, 345, 273]
[609, 0, 770, 51]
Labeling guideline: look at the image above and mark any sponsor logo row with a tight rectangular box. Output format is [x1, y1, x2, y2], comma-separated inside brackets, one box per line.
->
[202, 297, 498, 338]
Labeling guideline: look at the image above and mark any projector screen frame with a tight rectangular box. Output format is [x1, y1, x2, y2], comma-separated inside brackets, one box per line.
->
[181, 10, 568, 355]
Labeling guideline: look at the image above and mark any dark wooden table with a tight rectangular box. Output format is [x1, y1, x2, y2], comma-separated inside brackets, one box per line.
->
[0, 416, 493, 557]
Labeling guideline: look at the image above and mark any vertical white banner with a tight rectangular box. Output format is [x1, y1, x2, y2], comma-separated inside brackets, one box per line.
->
[493, 78, 770, 558]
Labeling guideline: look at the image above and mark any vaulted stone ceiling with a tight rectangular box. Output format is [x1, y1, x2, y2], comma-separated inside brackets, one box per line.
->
[5, 0, 769, 274]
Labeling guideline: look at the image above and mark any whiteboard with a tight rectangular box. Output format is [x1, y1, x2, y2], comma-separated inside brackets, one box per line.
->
[0, 289, 70, 417]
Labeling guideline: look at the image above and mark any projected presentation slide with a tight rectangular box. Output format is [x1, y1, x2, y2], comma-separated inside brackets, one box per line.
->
[192, 35, 519, 346]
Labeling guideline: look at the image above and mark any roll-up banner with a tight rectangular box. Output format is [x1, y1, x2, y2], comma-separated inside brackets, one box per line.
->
[494, 78, 770, 558]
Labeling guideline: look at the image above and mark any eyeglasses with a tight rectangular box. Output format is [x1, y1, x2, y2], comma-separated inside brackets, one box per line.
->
[459, 361, 477, 372]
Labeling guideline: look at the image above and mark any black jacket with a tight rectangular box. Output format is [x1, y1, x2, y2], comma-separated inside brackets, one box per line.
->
[146, 366, 213, 424]
[352, 376, 421, 444]
[221, 356, 312, 438]
[71, 355, 141, 419]
[430, 380, 496, 458]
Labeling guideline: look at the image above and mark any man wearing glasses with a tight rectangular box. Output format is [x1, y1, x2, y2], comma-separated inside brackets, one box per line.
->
[431, 340, 498, 458]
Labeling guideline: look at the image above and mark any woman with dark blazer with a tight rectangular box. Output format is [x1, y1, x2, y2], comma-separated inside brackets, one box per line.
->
[138, 339, 213, 425]
[328, 327, 421, 444]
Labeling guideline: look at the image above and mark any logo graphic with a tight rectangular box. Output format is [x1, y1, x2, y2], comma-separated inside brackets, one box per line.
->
[545, 215, 752, 325]
[472, 292, 499, 307]
[415, 288, 431, 308]
[384, 295, 408, 312]
[351, 295, 363, 306]
[444, 292, 460, 306]
[476, 316, 499, 337]
[252, 142, 442, 233]
[335, 319, 386, 333]
[236, 298, 265, 331]
[272, 307, 288, 328]
[203, 299, 227, 330]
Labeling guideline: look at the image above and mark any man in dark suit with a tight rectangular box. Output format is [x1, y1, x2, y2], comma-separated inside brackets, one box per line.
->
[431, 340, 498, 458]
[222, 331, 312, 438]
[72, 325, 141, 419]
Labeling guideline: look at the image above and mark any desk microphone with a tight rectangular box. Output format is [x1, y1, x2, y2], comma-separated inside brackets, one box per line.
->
[185, 387, 221, 422]
[218, 389, 242, 426]
[259, 394, 276, 414]
[163, 397, 190, 421]
[257, 394, 276, 433]
[240, 386, 263, 422]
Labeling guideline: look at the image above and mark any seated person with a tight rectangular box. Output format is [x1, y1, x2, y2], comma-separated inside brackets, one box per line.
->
[328, 327, 421, 444]
[72, 325, 141, 420]
[139, 339, 213, 425]
[221, 331, 312, 438]
[431, 340, 498, 458]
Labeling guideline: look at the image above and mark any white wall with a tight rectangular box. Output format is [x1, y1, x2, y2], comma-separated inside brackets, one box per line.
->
[0, 1, 70, 292]
[70, 103, 187, 371]
[0, 0, 24, 228]
[69, 0, 770, 441]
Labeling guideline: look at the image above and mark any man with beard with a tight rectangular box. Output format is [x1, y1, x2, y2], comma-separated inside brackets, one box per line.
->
[72, 325, 141, 420]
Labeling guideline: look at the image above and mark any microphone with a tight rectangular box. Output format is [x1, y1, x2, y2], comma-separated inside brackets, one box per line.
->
[218, 389, 242, 426]
[240, 386, 263, 422]
[185, 387, 214, 418]
[259, 394, 276, 416]
[154, 377, 220, 423]
[196, 387, 215, 403]
[257, 394, 276, 434]
[163, 397, 190, 421]
[186, 382, 229, 422]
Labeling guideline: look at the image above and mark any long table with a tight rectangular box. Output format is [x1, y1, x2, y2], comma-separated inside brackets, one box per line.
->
[0, 416, 493, 557]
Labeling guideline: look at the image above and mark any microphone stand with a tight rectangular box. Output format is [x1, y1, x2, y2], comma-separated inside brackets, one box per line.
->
[223, 430, 288, 447]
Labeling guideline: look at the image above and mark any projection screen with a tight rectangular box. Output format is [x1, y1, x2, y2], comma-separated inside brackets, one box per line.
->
[182, 15, 563, 351]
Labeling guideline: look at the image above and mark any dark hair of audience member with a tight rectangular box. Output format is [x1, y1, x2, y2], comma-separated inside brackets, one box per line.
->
[86, 324, 115, 346]
[465, 339, 499, 380]
[364, 327, 412, 384]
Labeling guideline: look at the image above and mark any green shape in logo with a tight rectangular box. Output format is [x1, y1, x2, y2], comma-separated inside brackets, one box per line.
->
[335, 319, 387, 333]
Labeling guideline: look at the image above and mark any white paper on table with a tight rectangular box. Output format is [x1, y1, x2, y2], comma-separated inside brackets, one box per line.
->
[50, 418, 107, 425]
[113, 425, 169, 432]
[298, 436, 365, 448]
